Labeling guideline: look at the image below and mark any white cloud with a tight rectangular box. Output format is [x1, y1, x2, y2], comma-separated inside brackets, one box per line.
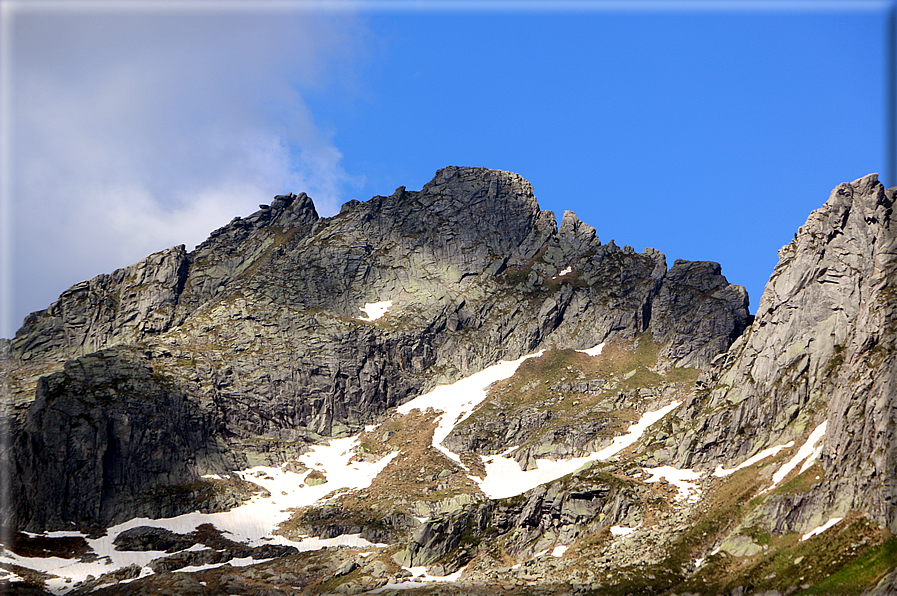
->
[5, 9, 366, 334]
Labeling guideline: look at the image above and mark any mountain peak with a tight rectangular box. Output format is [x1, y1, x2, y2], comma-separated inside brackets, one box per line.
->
[8, 171, 896, 595]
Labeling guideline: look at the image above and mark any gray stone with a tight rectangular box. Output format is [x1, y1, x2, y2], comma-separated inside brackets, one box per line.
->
[670, 174, 897, 533]
[113, 526, 197, 553]
[5, 167, 749, 532]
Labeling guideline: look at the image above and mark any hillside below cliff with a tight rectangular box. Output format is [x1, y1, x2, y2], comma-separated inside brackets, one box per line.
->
[2, 168, 896, 596]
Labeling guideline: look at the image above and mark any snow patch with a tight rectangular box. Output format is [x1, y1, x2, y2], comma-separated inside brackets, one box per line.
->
[177, 556, 273, 574]
[764, 421, 827, 492]
[576, 342, 605, 357]
[551, 266, 572, 279]
[643, 466, 703, 502]
[610, 525, 635, 537]
[293, 534, 385, 551]
[801, 517, 843, 542]
[357, 300, 392, 322]
[22, 531, 85, 539]
[10, 434, 396, 594]
[713, 441, 795, 477]
[0, 568, 24, 583]
[397, 351, 544, 465]
[477, 400, 682, 499]
[200, 473, 223, 480]
[372, 565, 468, 592]
[551, 545, 568, 557]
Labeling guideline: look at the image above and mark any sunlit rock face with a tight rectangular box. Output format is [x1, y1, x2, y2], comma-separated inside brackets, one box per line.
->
[667, 174, 897, 534]
[4, 169, 897, 596]
[5, 166, 748, 531]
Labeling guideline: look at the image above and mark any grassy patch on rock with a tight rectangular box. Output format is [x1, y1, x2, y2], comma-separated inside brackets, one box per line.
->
[447, 336, 699, 464]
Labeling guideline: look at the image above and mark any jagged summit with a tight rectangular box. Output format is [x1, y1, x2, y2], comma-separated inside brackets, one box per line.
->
[6, 166, 749, 530]
[665, 172, 897, 532]
[5, 170, 896, 595]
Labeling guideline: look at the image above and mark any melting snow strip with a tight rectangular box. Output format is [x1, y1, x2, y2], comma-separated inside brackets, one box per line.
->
[176, 556, 274, 575]
[763, 420, 827, 493]
[397, 351, 545, 466]
[593, 400, 681, 460]
[357, 300, 393, 321]
[576, 342, 605, 357]
[713, 441, 795, 477]
[371, 565, 468, 592]
[801, 517, 843, 542]
[0, 568, 25, 583]
[477, 400, 682, 499]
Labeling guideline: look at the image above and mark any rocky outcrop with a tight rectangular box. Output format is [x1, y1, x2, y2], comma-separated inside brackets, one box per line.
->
[4, 192, 320, 407]
[5, 246, 189, 409]
[10, 246, 189, 368]
[10, 348, 237, 532]
[7, 169, 897, 595]
[170, 191, 320, 321]
[648, 259, 752, 367]
[394, 469, 642, 574]
[5, 167, 748, 534]
[665, 174, 897, 533]
[113, 526, 199, 553]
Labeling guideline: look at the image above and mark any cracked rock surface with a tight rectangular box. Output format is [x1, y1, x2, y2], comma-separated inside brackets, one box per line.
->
[4, 167, 749, 532]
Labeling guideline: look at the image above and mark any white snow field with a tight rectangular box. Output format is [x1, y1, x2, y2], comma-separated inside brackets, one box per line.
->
[642, 466, 704, 502]
[551, 545, 569, 557]
[610, 525, 636, 537]
[357, 300, 393, 321]
[576, 342, 606, 357]
[763, 420, 828, 492]
[477, 400, 683, 500]
[397, 351, 545, 464]
[712, 441, 796, 477]
[0, 435, 396, 594]
[801, 517, 843, 542]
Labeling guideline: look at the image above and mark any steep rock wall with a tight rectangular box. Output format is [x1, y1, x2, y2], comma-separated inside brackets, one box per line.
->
[11, 348, 234, 532]
[5, 167, 750, 532]
[666, 173, 897, 532]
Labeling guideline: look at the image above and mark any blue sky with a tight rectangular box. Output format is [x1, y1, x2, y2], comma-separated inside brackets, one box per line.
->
[1, 1, 894, 337]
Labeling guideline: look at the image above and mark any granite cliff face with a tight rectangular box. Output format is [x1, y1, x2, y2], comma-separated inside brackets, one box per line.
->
[4, 167, 749, 531]
[3, 168, 896, 596]
[660, 174, 897, 532]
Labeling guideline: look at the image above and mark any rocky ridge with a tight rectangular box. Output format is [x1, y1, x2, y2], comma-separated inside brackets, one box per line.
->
[4, 166, 749, 532]
[656, 174, 897, 534]
[3, 168, 897, 596]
